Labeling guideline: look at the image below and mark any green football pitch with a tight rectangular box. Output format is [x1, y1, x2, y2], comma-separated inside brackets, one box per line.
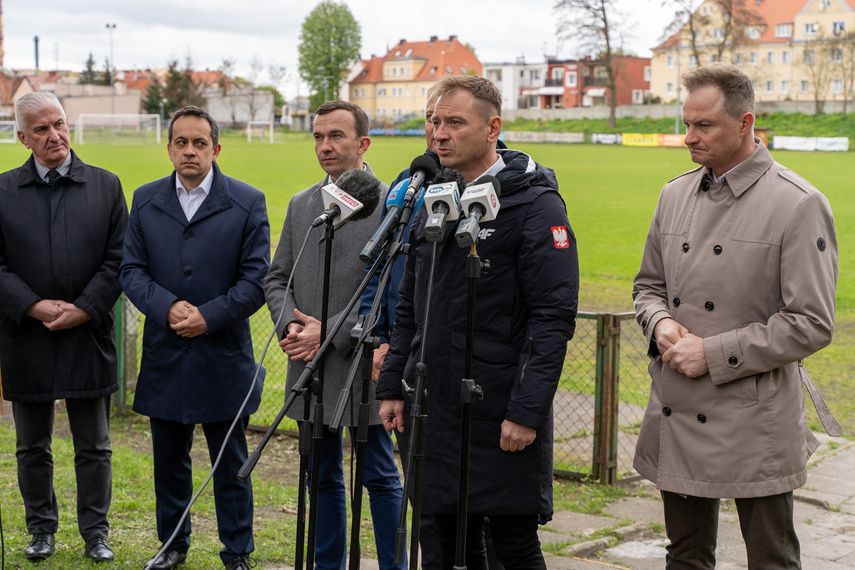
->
[3, 133, 853, 431]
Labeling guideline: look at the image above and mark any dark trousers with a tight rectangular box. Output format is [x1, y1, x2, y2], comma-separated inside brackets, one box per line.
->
[13, 397, 112, 541]
[661, 490, 801, 569]
[434, 513, 545, 570]
[150, 417, 254, 565]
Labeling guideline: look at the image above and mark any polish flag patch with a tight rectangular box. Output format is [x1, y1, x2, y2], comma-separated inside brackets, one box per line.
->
[552, 226, 569, 249]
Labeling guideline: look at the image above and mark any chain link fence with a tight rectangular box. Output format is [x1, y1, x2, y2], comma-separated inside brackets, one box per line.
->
[116, 299, 654, 483]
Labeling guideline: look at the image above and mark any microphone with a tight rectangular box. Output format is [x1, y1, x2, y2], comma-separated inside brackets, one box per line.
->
[454, 175, 501, 248]
[423, 168, 465, 242]
[359, 155, 438, 263]
[311, 169, 383, 228]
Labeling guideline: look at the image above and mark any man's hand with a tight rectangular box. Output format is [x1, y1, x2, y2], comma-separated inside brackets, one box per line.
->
[654, 318, 689, 354]
[662, 333, 709, 378]
[280, 308, 321, 361]
[500, 420, 536, 452]
[169, 302, 208, 338]
[167, 301, 192, 325]
[26, 300, 64, 323]
[372, 342, 389, 381]
[43, 302, 91, 331]
[379, 399, 405, 433]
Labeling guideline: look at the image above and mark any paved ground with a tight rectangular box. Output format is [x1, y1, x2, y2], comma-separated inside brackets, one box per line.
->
[346, 432, 855, 570]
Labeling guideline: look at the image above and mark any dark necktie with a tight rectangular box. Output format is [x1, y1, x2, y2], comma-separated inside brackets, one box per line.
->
[47, 169, 60, 186]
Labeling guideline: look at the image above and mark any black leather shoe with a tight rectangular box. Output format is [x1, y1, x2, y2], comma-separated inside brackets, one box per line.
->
[85, 536, 114, 562]
[224, 556, 253, 570]
[24, 533, 55, 560]
[146, 549, 186, 570]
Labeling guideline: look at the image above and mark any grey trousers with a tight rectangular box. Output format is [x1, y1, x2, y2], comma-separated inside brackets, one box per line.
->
[661, 490, 801, 569]
[13, 397, 112, 541]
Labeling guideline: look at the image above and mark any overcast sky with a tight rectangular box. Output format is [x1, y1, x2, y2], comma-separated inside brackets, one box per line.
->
[2, 0, 677, 99]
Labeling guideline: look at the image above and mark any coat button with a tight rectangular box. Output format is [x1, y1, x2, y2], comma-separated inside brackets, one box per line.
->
[663, 407, 672, 416]
[705, 301, 714, 311]
[700, 179, 710, 191]
[682, 242, 690, 252]
[641, 319, 647, 328]
[673, 298, 681, 307]
[183, 269, 191, 277]
[713, 245, 722, 255]
[183, 346, 191, 353]
[184, 231, 192, 239]
[817, 237, 826, 251]
[697, 414, 707, 423]
[728, 356, 738, 366]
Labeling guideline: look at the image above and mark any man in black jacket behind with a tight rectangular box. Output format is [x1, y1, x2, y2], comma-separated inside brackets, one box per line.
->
[0, 92, 127, 563]
[377, 75, 578, 569]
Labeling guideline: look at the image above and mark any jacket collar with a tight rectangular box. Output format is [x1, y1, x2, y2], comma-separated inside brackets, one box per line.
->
[708, 138, 773, 199]
[17, 149, 86, 187]
[153, 162, 232, 226]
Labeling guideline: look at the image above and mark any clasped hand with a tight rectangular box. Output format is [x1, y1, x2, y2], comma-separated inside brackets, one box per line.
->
[26, 299, 91, 331]
[168, 300, 208, 338]
[655, 318, 708, 378]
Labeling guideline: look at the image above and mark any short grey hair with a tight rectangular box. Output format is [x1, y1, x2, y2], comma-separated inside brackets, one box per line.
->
[15, 92, 66, 132]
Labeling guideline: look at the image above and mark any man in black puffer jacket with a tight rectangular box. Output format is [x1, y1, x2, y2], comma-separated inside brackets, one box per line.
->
[377, 75, 578, 570]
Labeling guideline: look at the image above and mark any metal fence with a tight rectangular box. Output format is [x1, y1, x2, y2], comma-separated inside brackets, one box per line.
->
[116, 299, 653, 484]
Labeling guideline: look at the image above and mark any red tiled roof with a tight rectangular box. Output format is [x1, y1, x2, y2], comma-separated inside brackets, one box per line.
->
[350, 36, 482, 84]
[0, 74, 24, 105]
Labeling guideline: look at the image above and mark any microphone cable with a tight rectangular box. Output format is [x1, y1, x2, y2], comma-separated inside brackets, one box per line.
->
[144, 224, 314, 569]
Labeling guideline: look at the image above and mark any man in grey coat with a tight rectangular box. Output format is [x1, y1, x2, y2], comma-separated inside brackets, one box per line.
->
[0, 92, 127, 562]
[633, 63, 839, 569]
[264, 100, 404, 570]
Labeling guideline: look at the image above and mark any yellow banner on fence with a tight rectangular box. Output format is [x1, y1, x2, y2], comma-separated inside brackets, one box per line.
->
[621, 133, 659, 147]
[658, 134, 686, 147]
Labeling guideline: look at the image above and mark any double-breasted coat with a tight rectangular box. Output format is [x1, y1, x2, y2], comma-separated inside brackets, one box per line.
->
[119, 164, 270, 424]
[633, 140, 839, 498]
[264, 167, 385, 426]
[0, 152, 127, 401]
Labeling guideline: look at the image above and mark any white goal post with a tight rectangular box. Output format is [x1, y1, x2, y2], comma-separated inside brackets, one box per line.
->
[0, 120, 17, 144]
[247, 121, 274, 143]
[76, 114, 161, 145]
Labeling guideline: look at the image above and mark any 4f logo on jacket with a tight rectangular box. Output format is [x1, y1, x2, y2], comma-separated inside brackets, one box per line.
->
[552, 226, 569, 249]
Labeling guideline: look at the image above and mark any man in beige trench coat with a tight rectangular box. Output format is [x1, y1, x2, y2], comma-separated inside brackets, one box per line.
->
[633, 63, 839, 569]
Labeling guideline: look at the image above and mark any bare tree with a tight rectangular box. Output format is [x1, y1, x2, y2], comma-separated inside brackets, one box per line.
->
[554, 0, 624, 127]
[801, 38, 835, 114]
[832, 32, 855, 116]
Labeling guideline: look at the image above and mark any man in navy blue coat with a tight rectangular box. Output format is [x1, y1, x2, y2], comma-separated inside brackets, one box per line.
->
[119, 106, 270, 570]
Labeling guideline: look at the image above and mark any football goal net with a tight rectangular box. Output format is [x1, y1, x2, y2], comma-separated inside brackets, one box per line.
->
[247, 121, 275, 143]
[0, 120, 17, 144]
[76, 114, 161, 145]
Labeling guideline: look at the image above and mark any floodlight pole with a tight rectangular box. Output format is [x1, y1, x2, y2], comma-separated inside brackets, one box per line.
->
[106, 23, 116, 138]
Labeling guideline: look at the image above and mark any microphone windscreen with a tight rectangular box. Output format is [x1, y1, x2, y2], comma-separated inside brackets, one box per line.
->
[432, 167, 468, 190]
[470, 174, 501, 198]
[335, 169, 384, 222]
[409, 155, 439, 180]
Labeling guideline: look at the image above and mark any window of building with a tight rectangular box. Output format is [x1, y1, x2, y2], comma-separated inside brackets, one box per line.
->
[595, 66, 607, 79]
[801, 79, 810, 93]
[775, 24, 792, 38]
[459, 66, 467, 74]
[352, 88, 358, 98]
[667, 54, 674, 68]
[804, 22, 818, 35]
[767, 51, 775, 64]
[781, 80, 790, 94]
[707, 54, 720, 63]
[430, 66, 437, 74]
[734, 52, 744, 65]
[834, 21, 846, 35]
[765, 80, 774, 94]
[632, 89, 643, 104]
[445, 65, 452, 73]
[833, 78, 843, 94]
[712, 28, 724, 39]
[688, 55, 698, 67]
[532, 69, 541, 80]
[421, 86, 426, 97]
[803, 49, 815, 64]
[566, 71, 577, 87]
[749, 51, 758, 65]
[644, 66, 651, 81]
[831, 48, 843, 62]
[782, 50, 790, 64]
[666, 81, 674, 96]
[746, 27, 761, 39]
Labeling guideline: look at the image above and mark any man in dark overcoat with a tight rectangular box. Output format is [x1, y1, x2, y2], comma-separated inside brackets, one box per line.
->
[119, 106, 269, 570]
[377, 75, 578, 569]
[0, 92, 127, 562]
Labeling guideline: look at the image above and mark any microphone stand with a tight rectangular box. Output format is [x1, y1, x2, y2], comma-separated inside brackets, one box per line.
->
[454, 243, 487, 570]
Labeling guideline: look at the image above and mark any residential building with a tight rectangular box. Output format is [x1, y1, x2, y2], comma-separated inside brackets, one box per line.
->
[547, 56, 651, 109]
[484, 57, 548, 110]
[650, 0, 855, 105]
[0, 74, 34, 119]
[346, 35, 482, 120]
